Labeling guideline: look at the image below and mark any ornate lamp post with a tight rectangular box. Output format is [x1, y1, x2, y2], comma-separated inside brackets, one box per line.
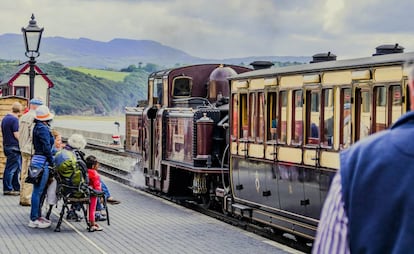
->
[22, 14, 44, 99]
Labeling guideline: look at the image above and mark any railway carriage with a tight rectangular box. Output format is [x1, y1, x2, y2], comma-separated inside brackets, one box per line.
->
[125, 45, 414, 242]
[227, 46, 414, 240]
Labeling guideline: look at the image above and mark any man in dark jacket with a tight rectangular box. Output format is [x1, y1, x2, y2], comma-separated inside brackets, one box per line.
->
[2, 102, 22, 195]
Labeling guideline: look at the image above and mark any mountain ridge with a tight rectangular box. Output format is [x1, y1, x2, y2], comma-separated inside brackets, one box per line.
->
[0, 33, 310, 69]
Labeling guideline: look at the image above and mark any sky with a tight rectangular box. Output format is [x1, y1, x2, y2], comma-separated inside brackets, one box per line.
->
[1, 0, 414, 60]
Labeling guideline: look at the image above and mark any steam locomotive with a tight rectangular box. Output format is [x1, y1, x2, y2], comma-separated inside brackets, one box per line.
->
[125, 44, 414, 241]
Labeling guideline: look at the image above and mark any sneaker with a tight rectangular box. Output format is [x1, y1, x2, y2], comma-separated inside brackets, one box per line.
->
[107, 197, 121, 205]
[4, 191, 19, 196]
[95, 213, 107, 221]
[66, 210, 82, 221]
[28, 219, 51, 229]
[91, 224, 103, 231]
[39, 217, 51, 223]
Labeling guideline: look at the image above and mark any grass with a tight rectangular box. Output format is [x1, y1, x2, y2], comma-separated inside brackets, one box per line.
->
[69, 67, 130, 82]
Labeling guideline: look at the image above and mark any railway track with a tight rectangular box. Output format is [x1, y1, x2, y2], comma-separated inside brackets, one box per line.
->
[87, 143, 311, 253]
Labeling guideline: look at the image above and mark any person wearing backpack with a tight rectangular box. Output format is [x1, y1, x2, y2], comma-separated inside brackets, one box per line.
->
[54, 133, 88, 221]
[18, 98, 43, 206]
[28, 105, 54, 229]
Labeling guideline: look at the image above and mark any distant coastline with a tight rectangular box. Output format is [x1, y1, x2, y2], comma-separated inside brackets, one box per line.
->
[53, 115, 125, 135]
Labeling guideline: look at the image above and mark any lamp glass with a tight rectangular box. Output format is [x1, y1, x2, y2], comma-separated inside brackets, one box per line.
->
[24, 30, 42, 52]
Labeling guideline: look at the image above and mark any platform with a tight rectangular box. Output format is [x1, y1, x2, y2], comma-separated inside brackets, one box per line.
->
[0, 176, 303, 254]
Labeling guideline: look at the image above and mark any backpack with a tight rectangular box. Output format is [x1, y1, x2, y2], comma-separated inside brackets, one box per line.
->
[54, 148, 88, 187]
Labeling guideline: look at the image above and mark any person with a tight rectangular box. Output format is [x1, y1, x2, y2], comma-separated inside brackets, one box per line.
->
[43, 129, 64, 219]
[54, 133, 88, 221]
[18, 97, 43, 206]
[313, 65, 414, 253]
[86, 155, 104, 231]
[28, 105, 54, 229]
[2, 101, 23, 196]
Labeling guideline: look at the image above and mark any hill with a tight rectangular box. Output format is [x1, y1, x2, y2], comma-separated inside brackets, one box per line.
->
[0, 60, 148, 115]
[0, 33, 310, 69]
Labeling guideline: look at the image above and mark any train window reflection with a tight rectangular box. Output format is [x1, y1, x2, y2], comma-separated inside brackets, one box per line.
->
[359, 90, 371, 139]
[374, 86, 386, 132]
[292, 90, 303, 145]
[279, 91, 288, 143]
[154, 79, 162, 105]
[258, 92, 265, 142]
[323, 89, 334, 147]
[240, 94, 248, 138]
[231, 94, 238, 141]
[267, 92, 278, 141]
[173, 77, 192, 97]
[341, 88, 352, 149]
[390, 85, 402, 123]
[249, 93, 257, 140]
[306, 89, 320, 145]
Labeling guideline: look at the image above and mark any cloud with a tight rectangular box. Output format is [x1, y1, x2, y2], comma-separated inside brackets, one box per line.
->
[0, 0, 413, 59]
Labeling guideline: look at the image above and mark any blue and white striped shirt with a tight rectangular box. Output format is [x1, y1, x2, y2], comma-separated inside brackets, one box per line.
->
[312, 172, 350, 254]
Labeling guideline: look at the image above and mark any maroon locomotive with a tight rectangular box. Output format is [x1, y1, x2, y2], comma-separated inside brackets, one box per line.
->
[125, 64, 251, 206]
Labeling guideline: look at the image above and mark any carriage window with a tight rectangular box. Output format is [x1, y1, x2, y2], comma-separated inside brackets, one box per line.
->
[173, 77, 192, 97]
[231, 94, 238, 141]
[153, 78, 162, 105]
[359, 89, 371, 140]
[15, 87, 26, 98]
[373, 86, 386, 132]
[249, 93, 257, 140]
[390, 85, 402, 124]
[306, 90, 320, 145]
[240, 93, 248, 138]
[279, 91, 288, 143]
[258, 92, 265, 142]
[267, 92, 278, 141]
[157, 80, 163, 105]
[322, 88, 334, 147]
[341, 88, 352, 149]
[292, 90, 303, 145]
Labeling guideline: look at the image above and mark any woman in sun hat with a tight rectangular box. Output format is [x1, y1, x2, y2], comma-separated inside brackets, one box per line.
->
[28, 105, 55, 229]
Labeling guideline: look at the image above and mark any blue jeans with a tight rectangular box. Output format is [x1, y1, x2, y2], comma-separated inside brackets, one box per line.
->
[30, 164, 49, 221]
[96, 180, 110, 211]
[3, 146, 22, 192]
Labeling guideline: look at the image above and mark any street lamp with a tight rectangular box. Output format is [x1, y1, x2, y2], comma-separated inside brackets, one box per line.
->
[22, 14, 44, 99]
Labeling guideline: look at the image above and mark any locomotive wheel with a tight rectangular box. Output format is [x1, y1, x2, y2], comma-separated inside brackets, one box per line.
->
[199, 195, 211, 209]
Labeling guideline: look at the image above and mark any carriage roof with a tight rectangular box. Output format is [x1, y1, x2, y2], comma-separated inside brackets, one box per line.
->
[230, 51, 414, 80]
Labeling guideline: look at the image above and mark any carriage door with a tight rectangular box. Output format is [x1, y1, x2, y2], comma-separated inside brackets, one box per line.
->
[354, 84, 372, 142]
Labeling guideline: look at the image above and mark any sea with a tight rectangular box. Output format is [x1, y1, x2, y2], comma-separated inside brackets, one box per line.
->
[52, 118, 126, 135]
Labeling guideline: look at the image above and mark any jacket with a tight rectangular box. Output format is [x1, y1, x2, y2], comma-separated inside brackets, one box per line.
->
[341, 111, 414, 253]
[32, 120, 54, 166]
[18, 109, 36, 155]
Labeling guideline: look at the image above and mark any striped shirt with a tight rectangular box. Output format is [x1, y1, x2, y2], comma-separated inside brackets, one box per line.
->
[312, 172, 350, 254]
